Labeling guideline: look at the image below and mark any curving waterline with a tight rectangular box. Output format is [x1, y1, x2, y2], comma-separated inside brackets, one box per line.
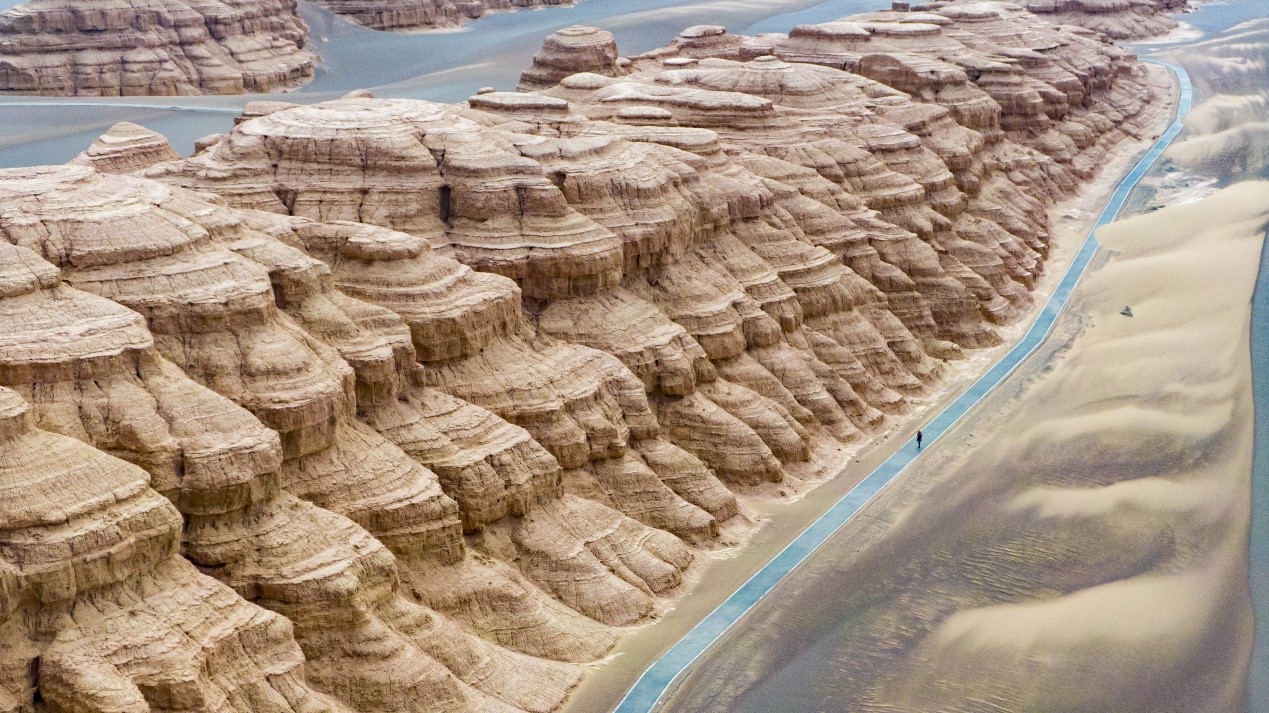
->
[612, 59, 1194, 713]
[1248, 230, 1269, 712]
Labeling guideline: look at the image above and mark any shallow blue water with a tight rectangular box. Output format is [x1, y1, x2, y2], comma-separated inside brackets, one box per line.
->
[740, 0, 895, 34]
[1249, 230, 1268, 713]
[0, 0, 1262, 707]
[0, 0, 1252, 167]
[1177, 0, 1268, 35]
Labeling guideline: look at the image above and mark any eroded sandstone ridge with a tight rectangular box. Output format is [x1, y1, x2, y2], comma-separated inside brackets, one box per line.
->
[0, 0, 314, 95]
[310, 0, 575, 32]
[0, 2, 1170, 710]
[1022, 0, 1190, 39]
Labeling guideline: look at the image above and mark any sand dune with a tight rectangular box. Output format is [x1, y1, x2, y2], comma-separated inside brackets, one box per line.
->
[1167, 93, 1269, 178]
[1166, 120, 1269, 178]
[1183, 93, 1269, 135]
[893, 183, 1268, 713]
[1161, 17, 1269, 180]
[1162, 18, 1269, 96]
[659, 181, 1269, 713]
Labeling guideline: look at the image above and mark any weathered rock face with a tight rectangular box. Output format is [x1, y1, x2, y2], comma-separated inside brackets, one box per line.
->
[0, 0, 1179, 98]
[0, 339, 345, 711]
[0, 166, 679, 711]
[1022, 0, 1188, 39]
[311, 0, 575, 31]
[0, 1, 1171, 710]
[518, 25, 628, 91]
[0, 0, 314, 95]
[70, 121, 181, 172]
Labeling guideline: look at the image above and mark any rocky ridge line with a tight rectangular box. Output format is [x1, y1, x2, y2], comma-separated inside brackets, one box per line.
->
[1022, 0, 1192, 40]
[310, 0, 576, 32]
[0, 2, 1172, 711]
[0, 0, 314, 95]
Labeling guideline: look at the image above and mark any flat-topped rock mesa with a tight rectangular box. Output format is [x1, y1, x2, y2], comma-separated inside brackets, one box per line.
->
[0, 0, 314, 95]
[311, 0, 575, 31]
[1021, 0, 1190, 40]
[0, 1, 1173, 710]
[131, 0, 1167, 527]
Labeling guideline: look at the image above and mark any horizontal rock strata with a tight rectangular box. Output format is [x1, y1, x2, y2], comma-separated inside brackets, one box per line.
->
[0, 0, 314, 95]
[0, 1, 1171, 710]
[1021, 0, 1189, 39]
[0, 0, 1182, 97]
[311, 0, 576, 31]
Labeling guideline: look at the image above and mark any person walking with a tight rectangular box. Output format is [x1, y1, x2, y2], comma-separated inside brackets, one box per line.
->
[916, 429, 923, 450]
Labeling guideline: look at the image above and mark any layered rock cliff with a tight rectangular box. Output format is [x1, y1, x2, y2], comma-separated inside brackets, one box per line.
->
[0, 0, 314, 95]
[0, 2, 1172, 710]
[310, 0, 575, 32]
[0, 0, 1184, 96]
[1022, 0, 1190, 39]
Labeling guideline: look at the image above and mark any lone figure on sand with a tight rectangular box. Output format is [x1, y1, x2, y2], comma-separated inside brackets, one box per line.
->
[916, 430, 923, 450]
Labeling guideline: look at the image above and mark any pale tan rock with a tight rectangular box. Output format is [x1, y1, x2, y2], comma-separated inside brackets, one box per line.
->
[518, 25, 627, 91]
[1023, 0, 1184, 39]
[0, 0, 314, 95]
[0, 350, 347, 712]
[146, 98, 820, 511]
[236, 215, 632, 662]
[658, 389, 785, 487]
[70, 120, 181, 173]
[492, 495, 693, 625]
[24, 157, 700, 641]
[0, 168, 588, 711]
[143, 0, 1162, 503]
[591, 451, 718, 543]
[662, 25, 747, 61]
[312, 0, 575, 31]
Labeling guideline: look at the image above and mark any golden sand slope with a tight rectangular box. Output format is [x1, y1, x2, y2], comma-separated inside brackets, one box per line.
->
[865, 182, 1268, 712]
[1167, 93, 1269, 179]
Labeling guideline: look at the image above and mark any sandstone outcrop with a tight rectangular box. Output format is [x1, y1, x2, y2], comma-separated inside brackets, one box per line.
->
[0, 0, 314, 95]
[0, 1, 1172, 709]
[71, 121, 181, 172]
[311, 0, 575, 32]
[518, 25, 627, 92]
[0, 284, 346, 712]
[1022, 0, 1188, 39]
[0, 0, 1183, 98]
[0, 167, 679, 711]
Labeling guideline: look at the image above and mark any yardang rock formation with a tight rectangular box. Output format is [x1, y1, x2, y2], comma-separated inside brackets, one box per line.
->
[0, 0, 315, 95]
[309, 0, 577, 32]
[0, 2, 1173, 711]
[1023, 0, 1192, 39]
